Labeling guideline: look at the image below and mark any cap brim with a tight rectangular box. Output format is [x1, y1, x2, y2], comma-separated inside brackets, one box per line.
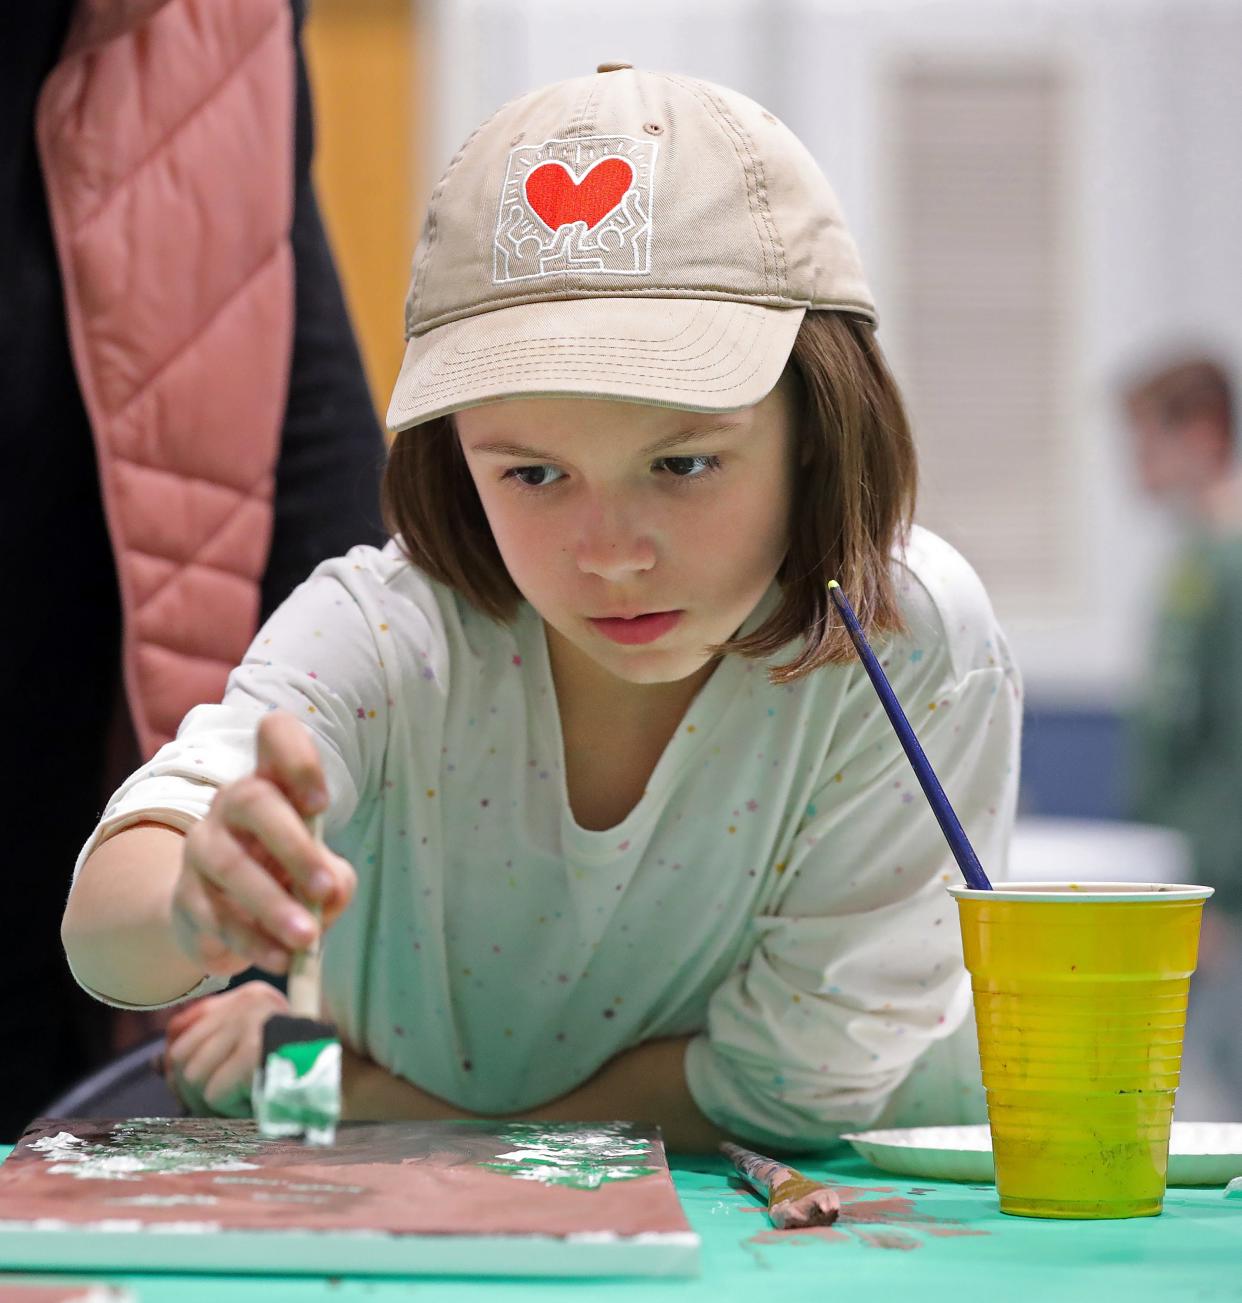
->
[385, 297, 805, 431]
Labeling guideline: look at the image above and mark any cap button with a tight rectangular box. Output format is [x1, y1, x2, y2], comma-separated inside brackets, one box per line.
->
[596, 62, 633, 74]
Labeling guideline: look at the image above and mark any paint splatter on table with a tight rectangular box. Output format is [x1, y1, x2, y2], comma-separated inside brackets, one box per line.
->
[2, 1141, 1240, 1300]
[737, 1178, 987, 1250]
[0, 1118, 697, 1278]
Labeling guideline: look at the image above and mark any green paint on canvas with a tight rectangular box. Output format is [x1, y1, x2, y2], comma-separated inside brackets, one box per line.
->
[29, 1119, 263, 1181]
[483, 1122, 657, 1190]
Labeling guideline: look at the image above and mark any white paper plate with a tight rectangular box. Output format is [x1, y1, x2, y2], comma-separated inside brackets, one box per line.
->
[840, 1122, 1242, 1186]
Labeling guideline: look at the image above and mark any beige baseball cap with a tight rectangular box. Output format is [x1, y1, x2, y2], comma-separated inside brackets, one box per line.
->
[386, 63, 875, 432]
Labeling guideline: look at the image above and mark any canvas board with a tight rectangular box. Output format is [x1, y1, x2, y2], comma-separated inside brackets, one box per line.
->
[0, 1117, 699, 1278]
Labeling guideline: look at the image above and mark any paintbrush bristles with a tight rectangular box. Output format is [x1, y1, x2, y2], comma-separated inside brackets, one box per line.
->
[720, 1142, 840, 1230]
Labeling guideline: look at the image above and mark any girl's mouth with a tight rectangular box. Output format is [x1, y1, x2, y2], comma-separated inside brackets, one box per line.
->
[588, 611, 683, 645]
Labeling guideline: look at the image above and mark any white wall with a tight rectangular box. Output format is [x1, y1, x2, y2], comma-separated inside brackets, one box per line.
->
[418, 0, 1242, 706]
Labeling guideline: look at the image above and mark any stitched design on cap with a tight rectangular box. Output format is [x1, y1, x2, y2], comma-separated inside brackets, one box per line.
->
[493, 135, 657, 284]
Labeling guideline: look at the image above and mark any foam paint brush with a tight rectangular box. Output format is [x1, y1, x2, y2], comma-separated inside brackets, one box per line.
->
[253, 811, 341, 1145]
[720, 1142, 840, 1229]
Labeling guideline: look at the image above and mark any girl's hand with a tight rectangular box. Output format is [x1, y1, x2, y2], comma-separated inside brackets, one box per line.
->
[164, 981, 289, 1117]
[169, 710, 356, 978]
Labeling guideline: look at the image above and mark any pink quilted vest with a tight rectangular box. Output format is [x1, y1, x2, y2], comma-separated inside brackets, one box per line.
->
[37, 0, 294, 758]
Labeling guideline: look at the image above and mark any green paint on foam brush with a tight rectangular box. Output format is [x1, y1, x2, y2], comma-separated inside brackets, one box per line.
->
[253, 811, 342, 1146]
[253, 1029, 341, 1146]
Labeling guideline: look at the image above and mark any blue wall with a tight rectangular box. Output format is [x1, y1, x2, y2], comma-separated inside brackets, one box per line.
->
[1018, 705, 1127, 821]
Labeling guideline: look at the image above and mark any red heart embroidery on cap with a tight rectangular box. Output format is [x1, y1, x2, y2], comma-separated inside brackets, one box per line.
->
[524, 157, 634, 232]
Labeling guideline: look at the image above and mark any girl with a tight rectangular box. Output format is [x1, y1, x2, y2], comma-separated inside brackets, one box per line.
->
[61, 65, 1021, 1152]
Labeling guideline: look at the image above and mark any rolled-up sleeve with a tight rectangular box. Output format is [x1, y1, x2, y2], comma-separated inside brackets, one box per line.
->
[686, 620, 1022, 1150]
[67, 548, 406, 1007]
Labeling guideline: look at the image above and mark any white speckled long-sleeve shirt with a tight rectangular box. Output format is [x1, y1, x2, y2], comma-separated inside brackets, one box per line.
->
[72, 524, 1021, 1149]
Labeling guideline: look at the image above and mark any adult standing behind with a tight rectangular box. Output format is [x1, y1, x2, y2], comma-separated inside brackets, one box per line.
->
[1123, 353, 1242, 1117]
[1, 0, 386, 1139]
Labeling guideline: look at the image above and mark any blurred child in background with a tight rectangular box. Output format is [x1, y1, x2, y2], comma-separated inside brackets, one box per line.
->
[1124, 353, 1242, 1117]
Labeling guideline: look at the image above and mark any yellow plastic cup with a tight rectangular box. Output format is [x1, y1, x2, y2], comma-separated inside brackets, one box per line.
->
[948, 880, 1213, 1219]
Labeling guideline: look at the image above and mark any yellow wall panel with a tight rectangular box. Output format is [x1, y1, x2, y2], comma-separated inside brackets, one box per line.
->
[303, 0, 421, 422]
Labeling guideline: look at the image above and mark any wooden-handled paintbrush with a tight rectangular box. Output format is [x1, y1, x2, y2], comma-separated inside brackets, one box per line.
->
[252, 811, 342, 1145]
[721, 1142, 841, 1229]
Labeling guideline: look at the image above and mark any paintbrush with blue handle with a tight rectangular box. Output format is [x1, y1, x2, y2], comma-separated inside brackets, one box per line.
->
[827, 581, 992, 892]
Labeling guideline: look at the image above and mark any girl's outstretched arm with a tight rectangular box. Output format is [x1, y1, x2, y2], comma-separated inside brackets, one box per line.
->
[62, 712, 354, 1008]
[61, 822, 203, 1007]
[342, 1037, 726, 1152]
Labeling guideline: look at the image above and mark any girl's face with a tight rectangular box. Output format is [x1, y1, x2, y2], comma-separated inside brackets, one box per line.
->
[455, 374, 799, 688]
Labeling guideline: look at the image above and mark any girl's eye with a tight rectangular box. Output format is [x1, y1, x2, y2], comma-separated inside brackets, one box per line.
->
[501, 454, 722, 492]
[657, 454, 722, 480]
[504, 465, 565, 489]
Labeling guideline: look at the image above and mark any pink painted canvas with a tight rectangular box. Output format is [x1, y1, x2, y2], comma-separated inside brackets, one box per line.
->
[0, 1118, 698, 1278]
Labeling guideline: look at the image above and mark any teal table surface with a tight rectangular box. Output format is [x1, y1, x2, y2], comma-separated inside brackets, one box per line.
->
[1, 1144, 1240, 1301]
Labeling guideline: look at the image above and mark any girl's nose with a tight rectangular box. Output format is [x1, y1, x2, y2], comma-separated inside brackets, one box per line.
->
[574, 501, 657, 580]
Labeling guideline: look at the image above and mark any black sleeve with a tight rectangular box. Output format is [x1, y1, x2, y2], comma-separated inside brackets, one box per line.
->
[261, 0, 389, 619]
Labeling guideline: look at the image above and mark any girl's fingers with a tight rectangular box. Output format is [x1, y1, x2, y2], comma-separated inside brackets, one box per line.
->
[169, 983, 287, 1116]
[251, 714, 358, 917]
[235, 830, 355, 925]
[170, 719, 354, 981]
[237, 830, 295, 895]
[202, 1054, 258, 1117]
[256, 711, 329, 817]
[168, 993, 254, 1110]
[203, 881, 295, 974]
[166, 985, 261, 1070]
[177, 1022, 241, 1108]
[170, 869, 256, 978]
[201, 1022, 270, 1116]
[213, 777, 337, 909]
[320, 852, 358, 924]
[188, 815, 320, 952]
[172, 863, 295, 975]
[164, 1002, 214, 1098]
[166, 1006, 227, 1078]
[165, 999, 211, 1043]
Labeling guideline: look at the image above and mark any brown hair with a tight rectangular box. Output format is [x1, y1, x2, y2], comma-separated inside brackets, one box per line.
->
[1122, 355, 1234, 445]
[382, 310, 918, 683]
